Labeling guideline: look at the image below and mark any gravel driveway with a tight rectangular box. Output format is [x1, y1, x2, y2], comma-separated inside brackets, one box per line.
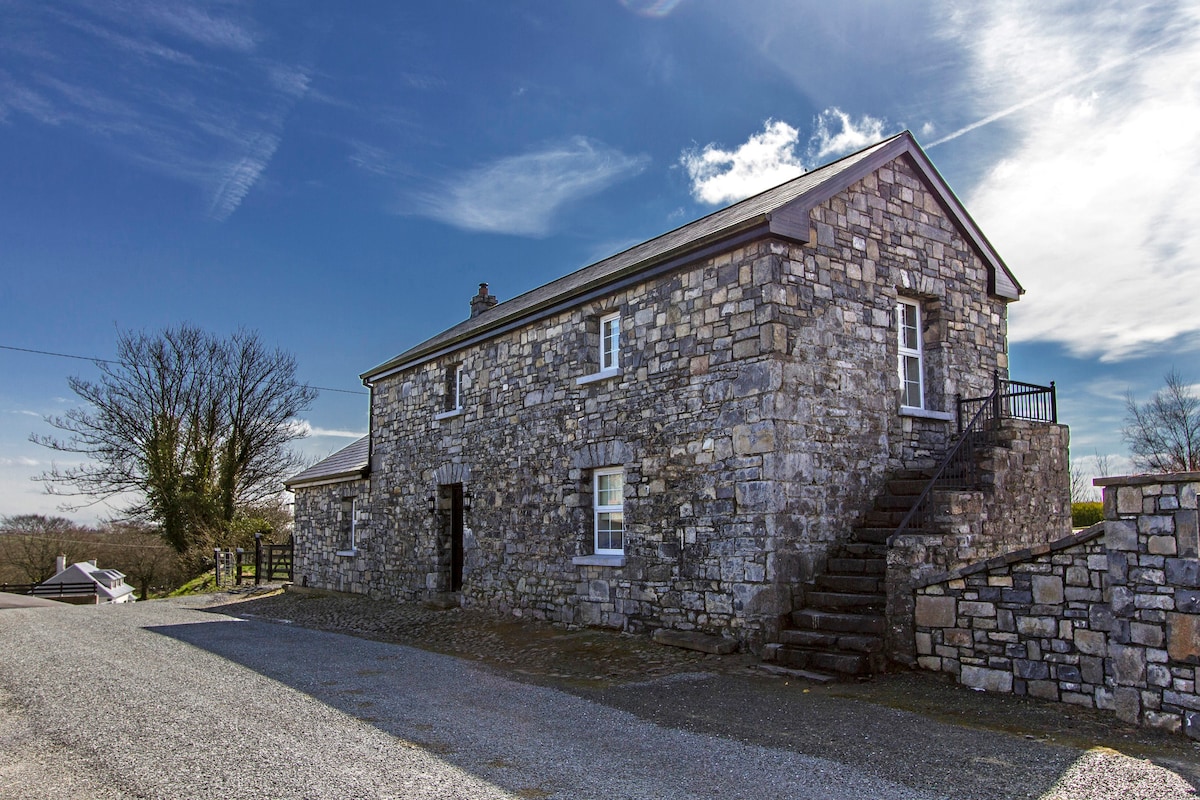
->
[1, 595, 1197, 799]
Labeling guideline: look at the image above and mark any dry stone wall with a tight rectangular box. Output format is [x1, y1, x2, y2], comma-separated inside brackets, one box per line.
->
[914, 472, 1200, 738]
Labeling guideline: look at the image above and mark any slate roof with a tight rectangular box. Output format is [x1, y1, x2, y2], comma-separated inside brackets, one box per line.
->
[43, 562, 137, 601]
[285, 436, 370, 488]
[362, 131, 1021, 384]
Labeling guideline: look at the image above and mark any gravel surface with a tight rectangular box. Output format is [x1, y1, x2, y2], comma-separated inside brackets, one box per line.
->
[1, 592, 1197, 799]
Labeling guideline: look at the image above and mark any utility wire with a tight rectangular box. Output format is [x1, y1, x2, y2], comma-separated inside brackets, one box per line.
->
[0, 343, 368, 396]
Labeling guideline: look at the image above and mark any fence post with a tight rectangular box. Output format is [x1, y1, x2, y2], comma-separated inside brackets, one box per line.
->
[254, 533, 262, 586]
[1050, 381, 1058, 423]
[235, 548, 244, 586]
[991, 370, 1001, 427]
[213, 548, 222, 587]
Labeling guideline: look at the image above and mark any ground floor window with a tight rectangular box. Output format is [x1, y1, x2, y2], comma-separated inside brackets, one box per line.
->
[593, 467, 624, 555]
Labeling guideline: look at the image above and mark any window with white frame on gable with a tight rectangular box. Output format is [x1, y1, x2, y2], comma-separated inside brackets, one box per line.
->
[600, 312, 620, 372]
[576, 310, 622, 386]
[592, 467, 624, 555]
[897, 297, 924, 410]
[443, 363, 462, 413]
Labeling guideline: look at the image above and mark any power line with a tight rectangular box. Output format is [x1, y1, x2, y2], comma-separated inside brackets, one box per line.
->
[0, 343, 368, 396]
[0, 533, 174, 550]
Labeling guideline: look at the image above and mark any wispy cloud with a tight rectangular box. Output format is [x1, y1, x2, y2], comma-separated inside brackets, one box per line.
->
[680, 110, 891, 205]
[945, 1, 1200, 361]
[416, 137, 650, 236]
[0, 1, 312, 220]
[288, 419, 366, 439]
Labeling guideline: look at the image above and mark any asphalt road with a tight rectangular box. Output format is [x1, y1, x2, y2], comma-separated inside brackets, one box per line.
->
[0, 596, 1196, 799]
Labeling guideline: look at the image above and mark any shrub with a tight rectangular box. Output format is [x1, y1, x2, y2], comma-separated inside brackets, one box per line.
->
[1072, 502, 1104, 528]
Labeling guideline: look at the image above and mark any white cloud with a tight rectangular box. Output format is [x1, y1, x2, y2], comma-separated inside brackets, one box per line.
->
[944, 1, 1200, 361]
[680, 111, 893, 205]
[287, 419, 366, 440]
[680, 119, 805, 205]
[418, 137, 650, 237]
[809, 108, 888, 161]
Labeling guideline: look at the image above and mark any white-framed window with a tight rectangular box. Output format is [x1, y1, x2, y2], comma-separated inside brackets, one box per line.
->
[599, 312, 620, 372]
[592, 467, 625, 555]
[897, 298, 924, 409]
[445, 364, 463, 412]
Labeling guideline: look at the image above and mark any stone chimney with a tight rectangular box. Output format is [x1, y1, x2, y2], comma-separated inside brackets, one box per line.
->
[56, 554, 66, 574]
[470, 283, 497, 318]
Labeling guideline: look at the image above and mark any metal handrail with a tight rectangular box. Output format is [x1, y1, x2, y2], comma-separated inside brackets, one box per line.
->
[889, 374, 1058, 547]
[888, 394, 997, 545]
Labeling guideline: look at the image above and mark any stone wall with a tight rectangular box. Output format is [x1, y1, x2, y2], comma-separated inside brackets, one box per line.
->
[292, 477, 370, 594]
[913, 472, 1200, 738]
[889, 420, 1071, 663]
[300, 154, 1011, 650]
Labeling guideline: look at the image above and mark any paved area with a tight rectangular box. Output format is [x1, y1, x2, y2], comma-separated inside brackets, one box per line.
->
[0, 590, 64, 608]
[1, 588, 1198, 799]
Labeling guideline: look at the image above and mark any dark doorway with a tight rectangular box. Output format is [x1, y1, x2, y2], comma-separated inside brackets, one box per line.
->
[443, 483, 464, 592]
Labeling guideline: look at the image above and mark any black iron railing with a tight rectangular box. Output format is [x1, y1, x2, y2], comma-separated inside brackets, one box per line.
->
[890, 373, 1057, 543]
[0, 581, 98, 597]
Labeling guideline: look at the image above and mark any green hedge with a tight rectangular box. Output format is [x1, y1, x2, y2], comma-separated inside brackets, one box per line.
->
[1071, 502, 1104, 528]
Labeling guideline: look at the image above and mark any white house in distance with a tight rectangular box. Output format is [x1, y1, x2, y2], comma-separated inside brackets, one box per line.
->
[41, 556, 137, 604]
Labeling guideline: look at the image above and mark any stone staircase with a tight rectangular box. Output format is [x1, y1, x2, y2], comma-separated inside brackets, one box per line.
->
[763, 469, 932, 677]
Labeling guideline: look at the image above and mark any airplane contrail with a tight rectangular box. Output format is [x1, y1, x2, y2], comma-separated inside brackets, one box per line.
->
[927, 32, 1177, 149]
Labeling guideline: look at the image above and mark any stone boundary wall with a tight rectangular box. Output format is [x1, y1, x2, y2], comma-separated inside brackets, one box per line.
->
[913, 472, 1200, 738]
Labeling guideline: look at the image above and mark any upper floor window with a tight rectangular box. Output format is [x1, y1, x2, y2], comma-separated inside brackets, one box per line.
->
[897, 298, 924, 409]
[444, 364, 463, 412]
[599, 312, 620, 372]
[337, 496, 359, 556]
[593, 467, 625, 555]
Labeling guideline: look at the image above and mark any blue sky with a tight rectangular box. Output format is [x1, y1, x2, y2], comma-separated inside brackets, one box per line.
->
[2, 0, 1198, 520]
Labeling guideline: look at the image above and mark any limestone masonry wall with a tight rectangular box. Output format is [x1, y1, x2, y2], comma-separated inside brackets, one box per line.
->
[294, 155, 1011, 650]
[914, 472, 1200, 738]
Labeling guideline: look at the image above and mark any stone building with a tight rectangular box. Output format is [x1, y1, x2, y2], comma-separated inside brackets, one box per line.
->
[286, 131, 1070, 657]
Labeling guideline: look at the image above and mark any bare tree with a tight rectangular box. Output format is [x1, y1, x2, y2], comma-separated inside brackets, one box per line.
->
[1123, 368, 1200, 473]
[33, 325, 315, 553]
[0, 514, 92, 583]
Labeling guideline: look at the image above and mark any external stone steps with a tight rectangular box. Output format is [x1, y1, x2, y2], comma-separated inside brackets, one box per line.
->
[814, 574, 884, 593]
[874, 494, 921, 510]
[826, 556, 886, 574]
[792, 608, 886, 635]
[778, 629, 882, 653]
[771, 646, 869, 676]
[805, 590, 886, 611]
[852, 527, 893, 544]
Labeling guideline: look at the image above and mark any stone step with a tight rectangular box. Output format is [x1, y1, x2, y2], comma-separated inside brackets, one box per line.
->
[826, 557, 886, 575]
[755, 662, 838, 683]
[864, 509, 906, 527]
[793, 609, 887, 634]
[886, 478, 929, 496]
[892, 468, 935, 481]
[814, 574, 885, 593]
[806, 591, 886, 611]
[778, 629, 883, 653]
[835, 542, 887, 559]
[874, 494, 920, 510]
[852, 527, 893, 544]
[773, 646, 869, 676]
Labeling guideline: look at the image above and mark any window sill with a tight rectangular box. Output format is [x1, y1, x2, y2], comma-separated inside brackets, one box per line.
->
[572, 554, 625, 567]
[433, 408, 463, 421]
[576, 369, 621, 386]
[900, 406, 954, 422]
[335, 548, 359, 557]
